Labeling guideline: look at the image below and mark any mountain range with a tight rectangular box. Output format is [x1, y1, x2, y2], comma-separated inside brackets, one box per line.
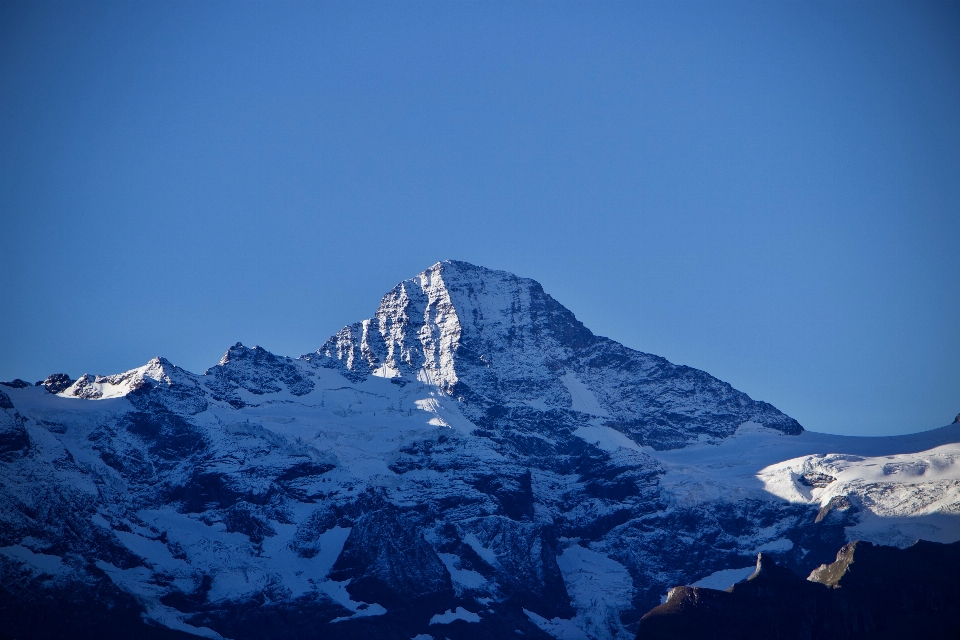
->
[1, 260, 958, 639]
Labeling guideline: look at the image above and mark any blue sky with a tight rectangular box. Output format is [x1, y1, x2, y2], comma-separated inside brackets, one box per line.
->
[1, 1, 958, 436]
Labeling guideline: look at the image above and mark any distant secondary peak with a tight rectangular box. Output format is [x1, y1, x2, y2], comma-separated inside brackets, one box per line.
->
[207, 342, 312, 403]
[217, 342, 277, 367]
[0, 379, 32, 389]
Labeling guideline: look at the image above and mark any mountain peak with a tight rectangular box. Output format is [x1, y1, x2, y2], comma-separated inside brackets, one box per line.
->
[216, 342, 274, 367]
[308, 260, 801, 447]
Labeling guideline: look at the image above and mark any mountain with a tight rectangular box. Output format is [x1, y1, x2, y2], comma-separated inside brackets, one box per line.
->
[305, 260, 802, 448]
[0, 260, 958, 640]
[636, 539, 960, 639]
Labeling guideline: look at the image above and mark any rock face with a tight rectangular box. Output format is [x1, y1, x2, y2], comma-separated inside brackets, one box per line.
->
[36, 373, 75, 394]
[0, 260, 957, 640]
[636, 539, 960, 640]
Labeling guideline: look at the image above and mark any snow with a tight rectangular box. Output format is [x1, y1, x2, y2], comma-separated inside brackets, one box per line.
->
[524, 609, 591, 640]
[573, 424, 643, 453]
[0, 545, 66, 576]
[95, 560, 224, 639]
[689, 565, 756, 591]
[562, 373, 610, 417]
[754, 538, 794, 553]
[463, 533, 499, 567]
[438, 552, 487, 591]
[58, 358, 181, 400]
[755, 442, 960, 546]
[557, 546, 634, 640]
[429, 607, 481, 624]
[650, 421, 960, 547]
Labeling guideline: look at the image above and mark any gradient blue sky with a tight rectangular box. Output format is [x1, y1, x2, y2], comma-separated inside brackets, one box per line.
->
[2, 1, 958, 435]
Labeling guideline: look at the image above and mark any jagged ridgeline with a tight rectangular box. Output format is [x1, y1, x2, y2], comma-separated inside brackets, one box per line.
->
[1, 260, 957, 640]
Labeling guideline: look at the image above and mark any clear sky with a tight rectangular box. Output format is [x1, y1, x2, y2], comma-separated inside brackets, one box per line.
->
[2, 1, 958, 436]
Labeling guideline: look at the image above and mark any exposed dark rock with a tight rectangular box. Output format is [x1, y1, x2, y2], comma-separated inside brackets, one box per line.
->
[798, 470, 836, 488]
[0, 389, 12, 410]
[636, 539, 960, 640]
[0, 379, 31, 389]
[330, 503, 455, 608]
[121, 411, 207, 461]
[35, 373, 74, 394]
[0, 413, 29, 459]
[815, 494, 857, 524]
[203, 343, 314, 406]
[0, 557, 197, 640]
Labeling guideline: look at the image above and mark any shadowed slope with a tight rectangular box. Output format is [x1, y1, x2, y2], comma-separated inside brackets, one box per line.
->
[637, 539, 960, 640]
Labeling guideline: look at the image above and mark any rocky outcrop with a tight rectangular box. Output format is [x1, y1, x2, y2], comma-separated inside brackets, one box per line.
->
[636, 539, 960, 640]
[203, 343, 315, 408]
[36, 373, 74, 394]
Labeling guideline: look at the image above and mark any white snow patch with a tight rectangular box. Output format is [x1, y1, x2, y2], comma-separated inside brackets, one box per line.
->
[573, 425, 642, 453]
[690, 566, 756, 591]
[95, 560, 224, 638]
[329, 599, 388, 623]
[754, 538, 794, 553]
[561, 373, 610, 417]
[0, 546, 66, 575]
[556, 546, 634, 640]
[755, 443, 960, 546]
[429, 607, 481, 624]
[524, 608, 590, 639]
[649, 423, 960, 548]
[463, 533, 498, 567]
[438, 553, 487, 591]
[372, 362, 400, 379]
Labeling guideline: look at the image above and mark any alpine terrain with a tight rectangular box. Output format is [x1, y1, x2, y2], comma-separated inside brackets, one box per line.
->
[1, 260, 958, 639]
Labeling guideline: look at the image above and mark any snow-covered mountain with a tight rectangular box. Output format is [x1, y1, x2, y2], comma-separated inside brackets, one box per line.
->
[1, 260, 958, 640]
